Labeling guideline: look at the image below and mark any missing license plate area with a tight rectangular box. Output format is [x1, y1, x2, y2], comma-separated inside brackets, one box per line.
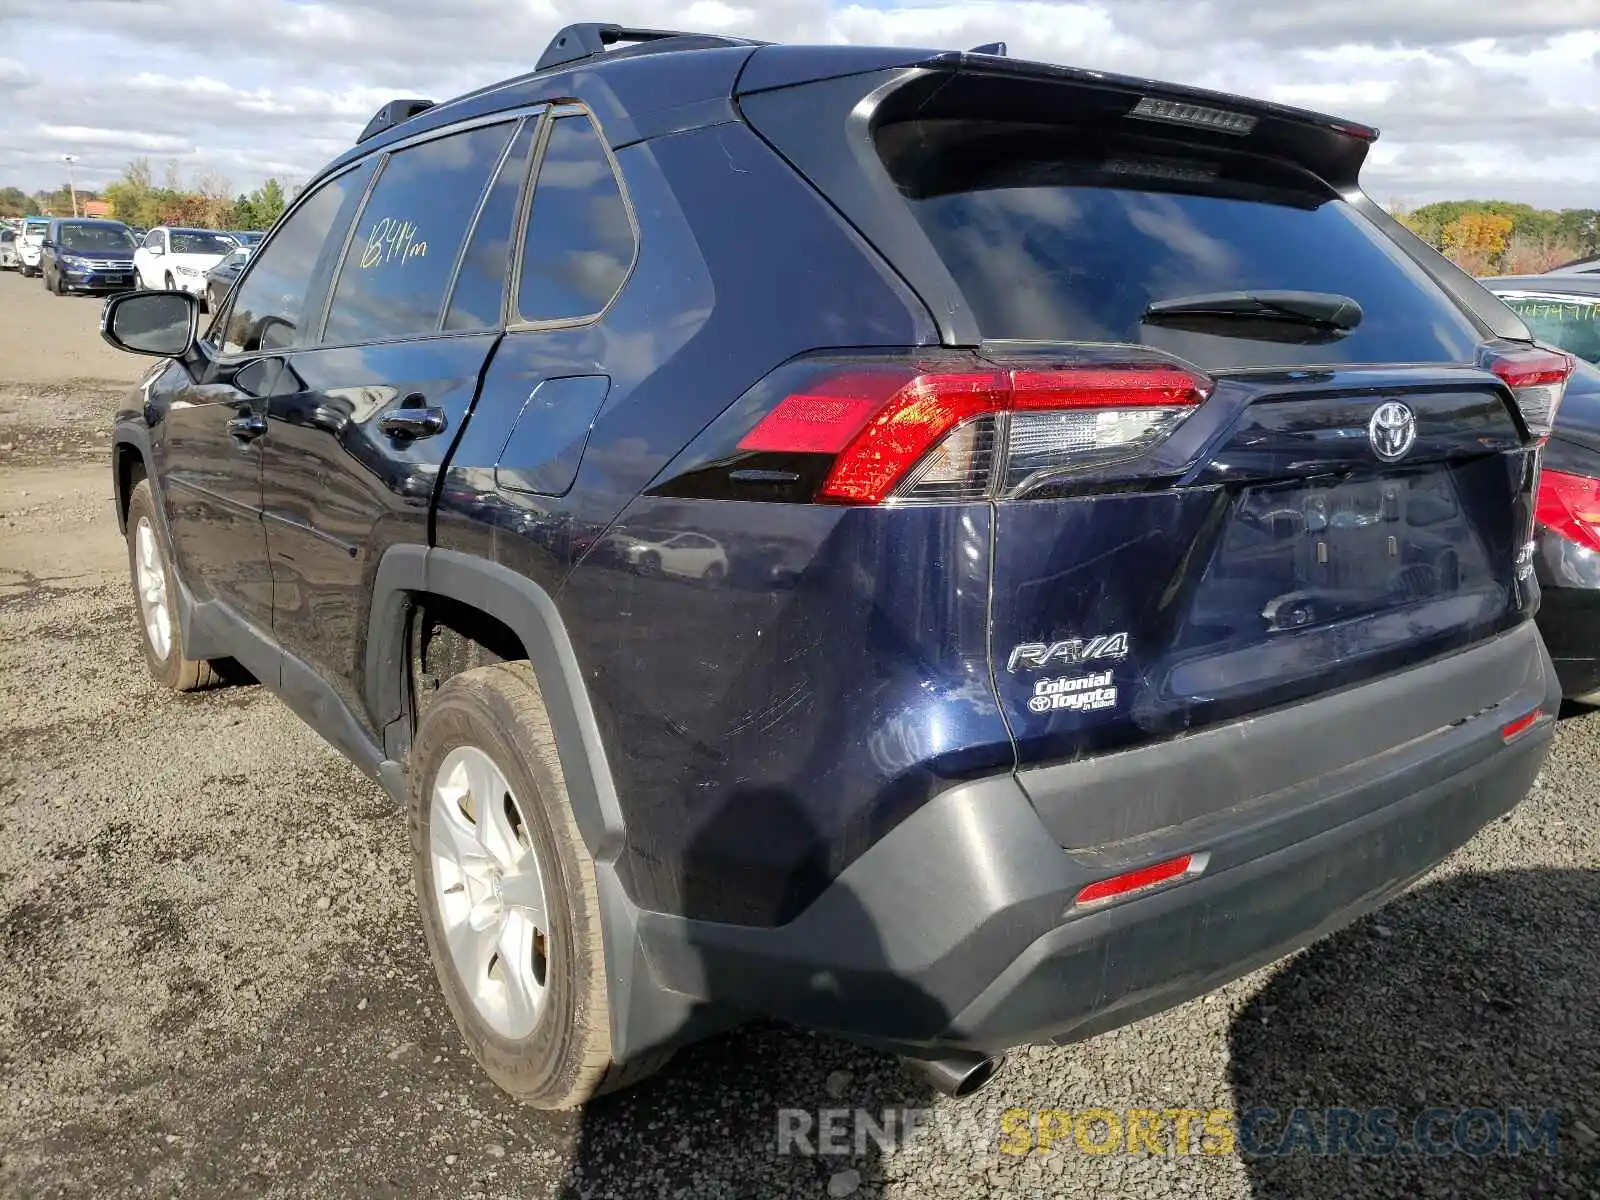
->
[1213, 471, 1474, 633]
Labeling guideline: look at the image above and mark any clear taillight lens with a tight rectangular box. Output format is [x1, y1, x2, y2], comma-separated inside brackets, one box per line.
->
[1484, 345, 1575, 440]
[998, 407, 1194, 497]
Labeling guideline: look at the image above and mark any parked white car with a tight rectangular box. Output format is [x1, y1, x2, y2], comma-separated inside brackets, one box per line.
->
[15, 225, 44, 277]
[133, 227, 237, 295]
[612, 530, 729, 580]
[0, 229, 17, 270]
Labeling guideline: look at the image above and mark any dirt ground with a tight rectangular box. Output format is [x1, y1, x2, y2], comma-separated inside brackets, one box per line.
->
[1, 268, 1598, 1200]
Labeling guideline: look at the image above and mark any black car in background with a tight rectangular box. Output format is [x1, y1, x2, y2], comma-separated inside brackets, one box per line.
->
[1485, 276, 1600, 702]
[204, 246, 250, 311]
[41, 218, 138, 295]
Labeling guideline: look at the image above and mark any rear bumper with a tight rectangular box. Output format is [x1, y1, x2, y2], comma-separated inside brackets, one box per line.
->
[633, 622, 1559, 1052]
[1537, 585, 1600, 699]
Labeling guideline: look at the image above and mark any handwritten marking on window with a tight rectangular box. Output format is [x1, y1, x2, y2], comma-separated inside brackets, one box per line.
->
[359, 217, 429, 268]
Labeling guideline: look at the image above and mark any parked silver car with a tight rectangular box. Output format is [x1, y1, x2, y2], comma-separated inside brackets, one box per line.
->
[0, 229, 17, 271]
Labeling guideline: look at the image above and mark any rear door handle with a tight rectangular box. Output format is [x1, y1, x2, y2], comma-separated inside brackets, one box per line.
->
[378, 407, 448, 440]
[226, 415, 267, 441]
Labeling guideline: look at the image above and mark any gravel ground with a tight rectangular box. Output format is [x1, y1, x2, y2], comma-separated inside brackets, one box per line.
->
[1, 267, 1598, 1199]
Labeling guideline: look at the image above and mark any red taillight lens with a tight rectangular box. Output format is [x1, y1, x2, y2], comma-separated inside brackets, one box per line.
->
[737, 360, 1211, 505]
[1536, 467, 1600, 553]
[1485, 345, 1574, 440]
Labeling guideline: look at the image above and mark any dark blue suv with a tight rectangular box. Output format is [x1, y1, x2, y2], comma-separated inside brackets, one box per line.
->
[42, 217, 138, 295]
[99, 24, 1568, 1108]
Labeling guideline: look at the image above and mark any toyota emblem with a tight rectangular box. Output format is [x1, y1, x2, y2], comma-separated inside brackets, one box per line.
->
[1368, 401, 1417, 461]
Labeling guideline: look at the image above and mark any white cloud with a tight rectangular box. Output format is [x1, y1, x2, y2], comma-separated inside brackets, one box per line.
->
[0, 1, 1593, 207]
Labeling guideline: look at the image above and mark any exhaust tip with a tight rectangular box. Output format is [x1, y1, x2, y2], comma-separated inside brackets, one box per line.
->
[902, 1051, 1006, 1098]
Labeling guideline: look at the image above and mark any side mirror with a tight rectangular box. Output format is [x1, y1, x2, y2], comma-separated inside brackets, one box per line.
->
[41, 239, 52, 249]
[100, 290, 198, 358]
[148, 244, 164, 256]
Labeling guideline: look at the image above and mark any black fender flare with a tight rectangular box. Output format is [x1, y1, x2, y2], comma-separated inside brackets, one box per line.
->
[111, 417, 157, 533]
[366, 545, 627, 861]
[366, 545, 717, 1060]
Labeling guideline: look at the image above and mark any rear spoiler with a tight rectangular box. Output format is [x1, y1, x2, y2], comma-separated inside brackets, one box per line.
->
[738, 46, 1378, 191]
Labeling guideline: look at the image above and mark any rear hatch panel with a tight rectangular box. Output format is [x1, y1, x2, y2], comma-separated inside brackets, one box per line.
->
[734, 48, 1544, 794]
[991, 371, 1535, 765]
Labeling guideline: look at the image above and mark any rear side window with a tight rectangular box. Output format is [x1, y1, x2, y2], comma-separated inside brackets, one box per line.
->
[324, 121, 515, 344]
[220, 161, 375, 355]
[1496, 293, 1600, 364]
[516, 113, 634, 323]
[881, 122, 1484, 370]
[444, 120, 537, 331]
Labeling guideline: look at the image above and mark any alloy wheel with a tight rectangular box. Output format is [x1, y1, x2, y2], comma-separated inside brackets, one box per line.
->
[429, 745, 551, 1039]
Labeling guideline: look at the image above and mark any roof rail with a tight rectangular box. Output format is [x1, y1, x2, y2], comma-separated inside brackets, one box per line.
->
[535, 22, 753, 71]
[357, 98, 436, 145]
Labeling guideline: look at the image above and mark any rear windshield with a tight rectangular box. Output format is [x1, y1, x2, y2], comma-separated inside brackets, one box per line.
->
[880, 122, 1483, 370]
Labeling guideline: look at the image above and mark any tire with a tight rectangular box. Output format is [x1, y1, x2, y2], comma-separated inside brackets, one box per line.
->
[635, 552, 661, 577]
[408, 661, 662, 1107]
[50, 270, 64, 296]
[124, 480, 219, 691]
[702, 560, 726, 582]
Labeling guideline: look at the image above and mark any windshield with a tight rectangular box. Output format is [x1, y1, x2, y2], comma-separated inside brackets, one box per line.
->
[169, 230, 235, 255]
[1495, 292, 1600, 364]
[58, 224, 137, 252]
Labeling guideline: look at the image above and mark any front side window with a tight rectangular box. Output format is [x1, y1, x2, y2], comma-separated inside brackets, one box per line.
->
[323, 121, 515, 344]
[516, 113, 635, 323]
[1498, 293, 1600, 364]
[220, 161, 375, 355]
[143, 230, 163, 251]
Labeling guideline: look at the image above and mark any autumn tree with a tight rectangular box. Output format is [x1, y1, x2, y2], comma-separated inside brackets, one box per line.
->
[1439, 212, 1515, 275]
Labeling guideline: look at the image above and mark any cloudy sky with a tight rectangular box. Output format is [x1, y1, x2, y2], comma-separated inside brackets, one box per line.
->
[1, 0, 1597, 208]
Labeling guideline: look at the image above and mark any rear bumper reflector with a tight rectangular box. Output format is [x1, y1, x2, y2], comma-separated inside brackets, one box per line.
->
[1074, 851, 1209, 907]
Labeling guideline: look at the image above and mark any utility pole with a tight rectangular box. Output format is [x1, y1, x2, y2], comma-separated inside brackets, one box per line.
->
[63, 155, 79, 216]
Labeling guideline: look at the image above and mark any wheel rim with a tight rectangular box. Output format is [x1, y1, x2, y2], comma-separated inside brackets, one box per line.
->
[134, 517, 172, 660]
[429, 745, 550, 1039]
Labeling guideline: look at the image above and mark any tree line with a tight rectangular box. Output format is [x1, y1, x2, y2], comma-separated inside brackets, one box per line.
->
[1392, 201, 1598, 276]
[0, 159, 295, 231]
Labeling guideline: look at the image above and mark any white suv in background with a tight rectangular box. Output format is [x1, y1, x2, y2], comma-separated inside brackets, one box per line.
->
[134, 227, 237, 300]
[15, 224, 45, 276]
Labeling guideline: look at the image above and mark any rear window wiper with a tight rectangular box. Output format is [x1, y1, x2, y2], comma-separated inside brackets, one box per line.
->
[1144, 290, 1364, 331]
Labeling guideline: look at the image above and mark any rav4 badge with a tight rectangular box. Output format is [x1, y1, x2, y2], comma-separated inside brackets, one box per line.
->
[1006, 632, 1129, 673]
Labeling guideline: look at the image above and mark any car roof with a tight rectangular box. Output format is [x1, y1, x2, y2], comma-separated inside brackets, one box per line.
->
[1483, 275, 1600, 298]
[322, 23, 1378, 185]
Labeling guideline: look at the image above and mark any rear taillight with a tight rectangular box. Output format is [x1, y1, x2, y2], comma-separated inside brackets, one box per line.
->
[1484, 345, 1574, 440]
[735, 357, 1211, 505]
[1536, 468, 1600, 553]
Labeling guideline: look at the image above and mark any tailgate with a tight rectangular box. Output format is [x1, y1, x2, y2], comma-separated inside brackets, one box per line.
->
[990, 368, 1536, 766]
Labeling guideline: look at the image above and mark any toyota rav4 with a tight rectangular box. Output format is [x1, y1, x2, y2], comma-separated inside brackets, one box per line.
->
[101, 24, 1567, 1108]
